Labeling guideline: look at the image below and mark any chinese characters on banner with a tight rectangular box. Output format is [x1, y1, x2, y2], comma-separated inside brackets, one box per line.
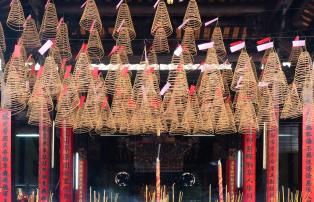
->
[0, 110, 11, 202]
[302, 103, 314, 202]
[226, 149, 237, 199]
[242, 130, 256, 202]
[38, 122, 51, 202]
[266, 126, 279, 201]
[75, 153, 87, 202]
[60, 127, 74, 202]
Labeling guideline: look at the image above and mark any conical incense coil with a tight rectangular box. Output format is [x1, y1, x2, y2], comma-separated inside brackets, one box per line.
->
[118, 47, 129, 64]
[73, 99, 94, 134]
[96, 97, 116, 135]
[153, 27, 170, 53]
[294, 51, 312, 101]
[113, 3, 136, 40]
[200, 108, 214, 134]
[42, 56, 62, 98]
[114, 68, 133, 106]
[151, 0, 173, 37]
[80, 0, 102, 32]
[237, 99, 258, 133]
[49, 46, 62, 68]
[87, 30, 104, 60]
[21, 17, 41, 49]
[83, 79, 101, 126]
[215, 102, 237, 134]
[116, 27, 133, 55]
[148, 48, 158, 65]
[111, 96, 129, 134]
[181, 27, 197, 55]
[205, 47, 219, 64]
[6, 0, 25, 31]
[257, 86, 277, 128]
[28, 104, 52, 126]
[39, 2, 58, 41]
[55, 21, 72, 59]
[74, 52, 92, 93]
[280, 83, 302, 119]
[0, 23, 6, 52]
[182, 0, 202, 30]
[186, 92, 206, 134]
[105, 65, 119, 95]
[127, 107, 142, 135]
[288, 46, 304, 68]
[170, 48, 193, 65]
[211, 27, 227, 62]
[231, 49, 251, 91]
[209, 88, 228, 133]
[222, 69, 233, 98]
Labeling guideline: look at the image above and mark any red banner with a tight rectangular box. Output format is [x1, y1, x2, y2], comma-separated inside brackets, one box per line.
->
[60, 127, 74, 202]
[302, 103, 314, 201]
[242, 130, 256, 202]
[266, 125, 279, 201]
[0, 110, 11, 202]
[226, 149, 237, 199]
[75, 153, 88, 202]
[38, 122, 51, 202]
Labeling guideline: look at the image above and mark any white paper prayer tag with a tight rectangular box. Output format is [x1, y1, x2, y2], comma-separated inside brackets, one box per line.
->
[116, 0, 124, 9]
[117, 19, 125, 33]
[258, 82, 269, 87]
[230, 41, 245, 53]
[160, 82, 171, 96]
[292, 40, 305, 47]
[204, 17, 218, 27]
[257, 42, 274, 52]
[81, 1, 87, 8]
[198, 42, 214, 51]
[153, 0, 160, 9]
[174, 45, 183, 56]
[235, 76, 243, 88]
[38, 40, 53, 55]
[178, 19, 189, 30]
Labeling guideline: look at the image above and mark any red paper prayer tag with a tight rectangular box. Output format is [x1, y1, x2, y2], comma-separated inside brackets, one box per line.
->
[226, 96, 231, 103]
[122, 66, 129, 76]
[101, 96, 109, 109]
[230, 40, 244, 47]
[79, 96, 86, 108]
[76, 43, 88, 60]
[61, 58, 67, 70]
[148, 67, 154, 73]
[257, 37, 271, 45]
[64, 65, 72, 79]
[37, 66, 44, 78]
[93, 67, 99, 79]
[189, 85, 196, 96]
[57, 18, 64, 30]
[89, 20, 96, 32]
[177, 64, 183, 71]
[23, 15, 32, 28]
[294, 36, 299, 41]
[31, 66, 35, 75]
[151, 99, 161, 108]
[13, 44, 21, 58]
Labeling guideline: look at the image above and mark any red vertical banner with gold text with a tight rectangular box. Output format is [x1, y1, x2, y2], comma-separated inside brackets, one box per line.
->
[0, 110, 11, 202]
[242, 130, 256, 202]
[302, 103, 314, 202]
[226, 149, 237, 199]
[38, 123, 51, 201]
[266, 126, 279, 201]
[60, 127, 74, 202]
[75, 152, 88, 202]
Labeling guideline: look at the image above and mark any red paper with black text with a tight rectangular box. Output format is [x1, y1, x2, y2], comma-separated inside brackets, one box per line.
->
[38, 122, 51, 202]
[302, 103, 314, 202]
[242, 130, 256, 202]
[60, 127, 74, 202]
[266, 125, 279, 202]
[0, 110, 11, 202]
[75, 154, 88, 202]
[226, 149, 237, 198]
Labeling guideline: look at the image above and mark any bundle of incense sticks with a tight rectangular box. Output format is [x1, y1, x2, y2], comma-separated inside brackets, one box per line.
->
[145, 184, 182, 202]
[88, 187, 119, 202]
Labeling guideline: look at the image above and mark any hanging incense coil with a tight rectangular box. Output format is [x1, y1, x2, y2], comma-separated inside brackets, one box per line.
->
[116, 27, 133, 55]
[6, 0, 25, 31]
[20, 44, 27, 61]
[118, 47, 129, 64]
[257, 86, 277, 128]
[280, 83, 302, 119]
[151, 0, 173, 37]
[21, 17, 41, 49]
[288, 46, 304, 68]
[211, 27, 227, 61]
[74, 105, 94, 134]
[55, 22, 72, 59]
[181, 27, 197, 55]
[0, 23, 6, 52]
[73, 52, 92, 93]
[41, 56, 62, 98]
[113, 2, 136, 40]
[39, 2, 58, 41]
[294, 51, 312, 101]
[186, 93, 206, 134]
[169, 98, 190, 135]
[153, 27, 170, 53]
[147, 48, 158, 65]
[231, 49, 250, 91]
[28, 105, 52, 127]
[87, 30, 104, 60]
[182, 0, 202, 30]
[80, 0, 102, 32]
[96, 98, 116, 135]
[163, 96, 179, 133]
[236, 99, 258, 133]
[111, 96, 129, 134]
[170, 48, 193, 65]
[105, 65, 119, 95]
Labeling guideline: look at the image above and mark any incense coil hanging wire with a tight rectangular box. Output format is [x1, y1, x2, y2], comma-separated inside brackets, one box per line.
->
[288, 46, 304, 68]
[181, 27, 197, 55]
[55, 21, 72, 60]
[151, 0, 173, 37]
[182, 0, 202, 30]
[73, 52, 92, 93]
[0, 23, 6, 52]
[281, 83, 302, 119]
[294, 51, 312, 101]
[211, 27, 227, 62]
[41, 56, 62, 98]
[95, 98, 116, 135]
[80, 0, 102, 32]
[257, 86, 277, 128]
[153, 27, 170, 53]
[113, 2, 136, 40]
[116, 27, 133, 55]
[39, 2, 58, 41]
[21, 17, 41, 49]
[87, 30, 104, 60]
[6, 0, 25, 31]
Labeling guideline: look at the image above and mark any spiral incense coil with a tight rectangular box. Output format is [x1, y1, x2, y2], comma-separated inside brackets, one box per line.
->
[222, 69, 233, 98]
[236, 99, 258, 133]
[151, 0, 173, 37]
[257, 87, 276, 128]
[114, 68, 133, 105]
[147, 48, 158, 65]
[153, 27, 170, 53]
[28, 105, 52, 126]
[0, 23, 6, 52]
[211, 27, 227, 62]
[116, 27, 133, 55]
[39, 2, 58, 41]
[205, 47, 219, 64]
[215, 103, 237, 134]
[20, 44, 27, 61]
[200, 108, 214, 134]
[74, 52, 92, 93]
[209, 88, 227, 133]
[127, 107, 142, 135]
[113, 3, 136, 40]
[6, 0, 25, 31]
[186, 93, 205, 134]
[95, 99, 116, 135]
[294, 51, 312, 101]
[182, 0, 202, 30]
[42, 56, 62, 98]
[74, 105, 94, 134]
[105, 65, 119, 95]
[288, 46, 304, 68]
[111, 96, 129, 134]
[21, 17, 41, 49]
[55, 22, 72, 60]
[181, 27, 197, 55]
[170, 48, 193, 65]
[84, 79, 101, 125]
[80, 0, 102, 32]
[118, 47, 129, 64]
[49, 46, 62, 68]
[231, 49, 250, 91]
[281, 83, 302, 119]
[87, 30, 104, 60]
[169, 98, 190, 135]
